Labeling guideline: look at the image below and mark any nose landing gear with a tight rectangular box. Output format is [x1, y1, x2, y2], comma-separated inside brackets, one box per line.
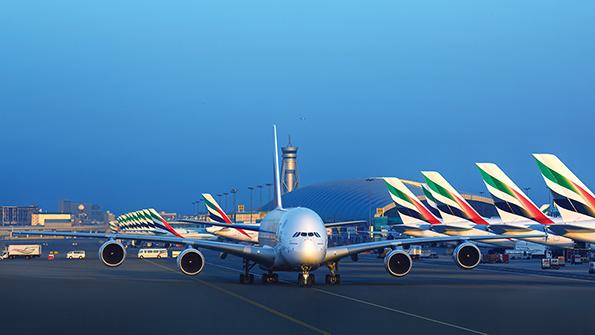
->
[262, 271, 279, 284]
[325, 261, 341, 285]
[298, 265, 315, 287]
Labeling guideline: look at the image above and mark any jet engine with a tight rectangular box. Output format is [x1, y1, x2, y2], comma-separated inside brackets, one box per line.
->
[453, 242, 482, 269]
[177, 248, 205, 276]
[99, 240, 126, 267]
[384, 250, 412, 277]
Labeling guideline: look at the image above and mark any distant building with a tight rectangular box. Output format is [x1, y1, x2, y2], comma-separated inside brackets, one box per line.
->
[0, 206, 40, 226]
[159, 212, 177, 222]
[31, 213, 72, 228]
[59, 200, 106, 225]
[281, 137, 299, 194]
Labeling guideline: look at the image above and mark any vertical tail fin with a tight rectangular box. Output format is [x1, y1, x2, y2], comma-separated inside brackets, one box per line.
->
[421, 171, 489, 225]
[476, 163, 553, 224]
[533, 154, 595, 222]
[202, 193, 232, 224]
[116, 208, 183, 238]
[383, 177, 441, 224]
[273, 125, 283, 209]
[421, 183, 441, 215]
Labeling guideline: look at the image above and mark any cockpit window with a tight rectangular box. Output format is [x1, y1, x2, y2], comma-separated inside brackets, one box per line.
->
[294, 232, 321, 238]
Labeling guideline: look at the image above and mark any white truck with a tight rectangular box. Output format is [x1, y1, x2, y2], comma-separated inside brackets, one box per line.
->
[0, 244, 42, 260]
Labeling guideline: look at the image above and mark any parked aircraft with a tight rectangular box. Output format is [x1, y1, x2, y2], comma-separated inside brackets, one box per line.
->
[14, 126, 538, 286]
[475, 162, 574, 248]
[533, 154, 595, 244]
[421, 171, 515, 249]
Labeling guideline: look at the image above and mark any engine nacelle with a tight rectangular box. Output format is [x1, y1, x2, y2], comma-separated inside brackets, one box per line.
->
[453, 242, 482, 269]
[99, 240, 126, 267]
[384, 250, 412, 277]
[177, 248, 205, 276]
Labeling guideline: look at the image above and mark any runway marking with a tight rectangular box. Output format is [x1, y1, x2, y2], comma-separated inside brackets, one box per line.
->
[208, 263, 489, 335]
[144, 260, 331, 335]
[312, 289, 489, 335]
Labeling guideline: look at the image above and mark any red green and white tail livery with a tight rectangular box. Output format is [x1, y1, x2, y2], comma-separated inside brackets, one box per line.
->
[421, 184, 440, 215]
[476, 163, 553, 224]
[117, 209, 184, 238]
[383, 177, 446, 238]
[421, 171, 489, 225]
[533, 154, 595, 222]
[202, 193, 233, 224]
[419, 172, 513, 248]
[201, 193, 257, 242]
[383, 178, 440, 225]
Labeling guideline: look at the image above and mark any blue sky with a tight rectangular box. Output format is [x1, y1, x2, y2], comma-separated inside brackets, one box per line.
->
[1, 1, 594, 214]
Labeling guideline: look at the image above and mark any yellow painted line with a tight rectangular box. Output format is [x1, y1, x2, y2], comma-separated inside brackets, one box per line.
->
[313, 289, 489, 335]
[209, 262, 489, 335]
[144, 260, 331, 335]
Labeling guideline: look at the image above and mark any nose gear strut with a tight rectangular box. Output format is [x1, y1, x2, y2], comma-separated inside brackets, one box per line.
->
[298, 265, 314, 287]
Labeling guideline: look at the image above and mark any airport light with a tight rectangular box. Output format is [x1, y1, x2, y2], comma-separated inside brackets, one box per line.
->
[265, 183, 272, 205]
[223, 192, 229, 212]
[257, 184, 263, 208]
[230, 188, 238, 220]
[365, 178, 375, 236]
[248, 186, 255, 223]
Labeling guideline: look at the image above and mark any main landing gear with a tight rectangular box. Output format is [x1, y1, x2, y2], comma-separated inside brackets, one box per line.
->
[298, 265, 315, 287]
[239, 258, 255, 284]
[325, 262, 341, 285]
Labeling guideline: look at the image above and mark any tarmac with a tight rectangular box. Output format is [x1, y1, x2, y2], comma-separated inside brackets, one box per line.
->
[0, 239, 594, 335]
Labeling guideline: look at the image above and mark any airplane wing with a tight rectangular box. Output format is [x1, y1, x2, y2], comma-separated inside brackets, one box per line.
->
[324, 233, 542, 263]
[13, 231, 275, 265]
[324, 220, 367, 228]
[177, 219, 268, 233]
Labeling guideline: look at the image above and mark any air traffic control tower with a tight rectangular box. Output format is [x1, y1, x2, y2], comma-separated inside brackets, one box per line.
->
[281, 137, 299, 194]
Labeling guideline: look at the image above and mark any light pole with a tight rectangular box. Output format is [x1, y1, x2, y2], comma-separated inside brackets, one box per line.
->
[230, 188, 238, 221]
[248, 186, 254, 223]
[223, 192, 229, 212]
[265, 183, 272, 206]
[365, 178, 375, 240]
[257, 184, 263, 208]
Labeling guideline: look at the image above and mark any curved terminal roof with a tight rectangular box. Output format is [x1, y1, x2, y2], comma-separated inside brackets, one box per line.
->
[261, 178, 496, 223]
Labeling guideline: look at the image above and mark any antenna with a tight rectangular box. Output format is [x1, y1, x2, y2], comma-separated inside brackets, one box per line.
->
[273, 125, 283, 209]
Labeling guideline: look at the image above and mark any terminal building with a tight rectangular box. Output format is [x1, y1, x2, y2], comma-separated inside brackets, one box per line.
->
[261, 178, 497, 230]
[0, 206, 40, 226]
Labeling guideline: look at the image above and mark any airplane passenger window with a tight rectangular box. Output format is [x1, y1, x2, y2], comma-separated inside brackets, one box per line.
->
[301, 232, 307, 236]
[307, 232, 314, 237]
[293, 232, 300, 238]
[314, 232, 321, 237]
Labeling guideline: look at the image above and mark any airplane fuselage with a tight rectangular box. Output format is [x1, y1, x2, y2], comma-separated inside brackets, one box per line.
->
[488, 223, 575, 248]
[258, 207, 327, 271]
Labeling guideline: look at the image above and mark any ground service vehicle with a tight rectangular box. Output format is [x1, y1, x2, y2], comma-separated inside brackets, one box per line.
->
[66, 250, 86, 259]
[0, 245, 42, 260]
[138, 248, 168, 259]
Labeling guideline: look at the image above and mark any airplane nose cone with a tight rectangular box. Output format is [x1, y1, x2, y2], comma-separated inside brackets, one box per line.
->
[285, 239, 324, 266]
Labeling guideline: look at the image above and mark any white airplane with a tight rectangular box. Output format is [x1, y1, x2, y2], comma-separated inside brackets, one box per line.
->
[15, 126, 539, 286]
[533, 154, 595, 244]
[475, 162, 575, 248]
[421, 171, 515, 249]
[383, 177, 448, 238]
